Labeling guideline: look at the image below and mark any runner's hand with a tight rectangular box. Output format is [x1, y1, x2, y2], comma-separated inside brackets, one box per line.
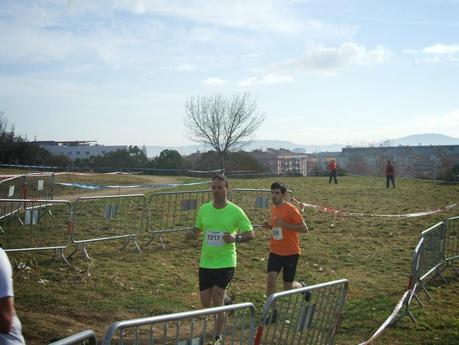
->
[262, 221, 272, 229]
[185, 231, 194, 240]
[223, 232, 236, 243]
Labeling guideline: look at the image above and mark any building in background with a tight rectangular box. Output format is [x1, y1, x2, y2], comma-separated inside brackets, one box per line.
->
[35, 140, 127, 161]
[249, 145, 459, 179]
[337, 145, 459, 179]
[249, 149, 309, 176]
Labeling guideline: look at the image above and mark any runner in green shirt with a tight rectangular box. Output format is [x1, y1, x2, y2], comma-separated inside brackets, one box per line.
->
[189, 174, 254, 345]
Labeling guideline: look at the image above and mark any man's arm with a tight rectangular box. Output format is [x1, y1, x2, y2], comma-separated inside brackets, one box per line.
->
[277, 218, 308, 233]
[223, 230, 255, 243]
[186, 227, 202, 240]
[0, 296, 14, 334]
[261, 221, 272, 229]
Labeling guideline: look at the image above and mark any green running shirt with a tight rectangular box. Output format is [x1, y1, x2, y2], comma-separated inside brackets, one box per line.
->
[195, 201, 253, 269]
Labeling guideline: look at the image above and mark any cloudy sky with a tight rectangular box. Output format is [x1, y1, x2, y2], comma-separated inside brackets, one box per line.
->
[1, 0, 459, 147]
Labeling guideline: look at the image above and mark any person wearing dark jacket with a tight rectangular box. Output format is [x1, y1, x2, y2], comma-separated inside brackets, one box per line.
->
[384, 160, 395, 188]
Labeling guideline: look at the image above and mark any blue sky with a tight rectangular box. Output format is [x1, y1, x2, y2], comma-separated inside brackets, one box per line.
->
[1, 0, 458, 147]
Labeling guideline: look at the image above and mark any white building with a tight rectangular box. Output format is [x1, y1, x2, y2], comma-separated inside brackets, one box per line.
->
[35, 140, 127, 161]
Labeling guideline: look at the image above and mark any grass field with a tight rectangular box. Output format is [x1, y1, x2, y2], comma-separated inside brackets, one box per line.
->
[2, 172, 459, 344]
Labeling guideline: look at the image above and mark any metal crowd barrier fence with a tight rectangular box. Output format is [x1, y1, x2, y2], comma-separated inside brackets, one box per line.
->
[69, 194, 145, 260]
[0, 198, 72, 265]
[24, 172, 54, 200]
[390, 238, 425, 326]
[0, 175, 25, 199]
[0, 176, 26, 229]
[229, 189, 292, 227]
[102, 302, 256, 345]
[444, 216, 459, 275]
[145, 189, 212, 248]
[417, 222, 447, 299]
[255, 279, 348, 345]
[48, 330, 97, 345]
[391, 220, 452, 326]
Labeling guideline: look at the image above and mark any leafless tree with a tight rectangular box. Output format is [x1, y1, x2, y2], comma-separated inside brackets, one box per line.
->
[185, 93, 265, 172]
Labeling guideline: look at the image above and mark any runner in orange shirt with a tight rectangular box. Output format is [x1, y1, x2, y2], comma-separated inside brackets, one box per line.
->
[262, 182, 309, 322]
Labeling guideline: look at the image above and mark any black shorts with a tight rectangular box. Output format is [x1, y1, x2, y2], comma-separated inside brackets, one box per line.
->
[199, 267, 235, 291]
[267, 253, 299, 283]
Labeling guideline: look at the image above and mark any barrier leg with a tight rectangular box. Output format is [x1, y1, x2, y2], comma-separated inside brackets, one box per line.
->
[56, 248, 70, 266]
[390, 305, 417, 326]
[133, 239, 142, 254]
[82, 243, 90, 260]
[67, 245, 78, 260]
[419, 283, 432, 300]
[16, 213, 24, 226]
[68, 243, 91, 260]
[437, 270, 448, 283]
[119, 238, 131, 251]
[451, 263, 459, 276]
[119, 236, 142, 254]
[159, 235, 166, 250]
[143, 234, 155, 247]
[413, 294, 423, 307]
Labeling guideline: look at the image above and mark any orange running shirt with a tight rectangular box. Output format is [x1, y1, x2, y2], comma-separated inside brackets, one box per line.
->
[269, 202, 303, 256]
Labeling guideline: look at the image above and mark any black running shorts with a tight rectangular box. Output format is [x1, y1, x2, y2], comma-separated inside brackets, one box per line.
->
[199, 267, 235, 291]
[267, 253, 300, 283]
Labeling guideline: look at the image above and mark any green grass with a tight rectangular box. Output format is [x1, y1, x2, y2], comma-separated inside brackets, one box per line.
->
[2, 174, 459, 344]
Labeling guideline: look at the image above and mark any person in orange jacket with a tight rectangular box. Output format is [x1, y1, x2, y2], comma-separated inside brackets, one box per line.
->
[328, 158, 338, 184]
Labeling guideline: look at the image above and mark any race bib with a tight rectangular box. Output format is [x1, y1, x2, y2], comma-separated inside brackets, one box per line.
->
[206, 231, 225, 246]
[272, 227, 283, 240]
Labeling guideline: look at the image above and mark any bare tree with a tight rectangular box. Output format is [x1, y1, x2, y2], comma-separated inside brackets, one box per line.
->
[185, 93, 265, 172]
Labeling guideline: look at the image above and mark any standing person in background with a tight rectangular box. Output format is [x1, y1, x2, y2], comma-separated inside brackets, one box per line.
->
[328, 158, 338, 184]
[262, 182, 309, 323]
[0, 247, 26, 345]
[188, 174, 255, 345]
[384, 160, 395, 188]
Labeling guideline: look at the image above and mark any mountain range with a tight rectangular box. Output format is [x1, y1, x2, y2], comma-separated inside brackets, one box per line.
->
[145, 133, 459, 158]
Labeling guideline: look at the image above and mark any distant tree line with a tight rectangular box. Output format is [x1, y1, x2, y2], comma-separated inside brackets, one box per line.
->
[74, 147, 267, 173]
[0, 112, 266, 172]
[0, 113, 71, 167]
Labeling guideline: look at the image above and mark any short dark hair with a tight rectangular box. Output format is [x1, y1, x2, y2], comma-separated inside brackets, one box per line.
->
[212, 174, 229, 188]
[271, 181, 287, 194]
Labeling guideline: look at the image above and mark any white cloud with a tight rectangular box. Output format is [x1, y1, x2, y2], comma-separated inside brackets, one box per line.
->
[238, 74, 293, 86]
[403, 43, 459, 62]
[114, 0, 357, 37]
[202, 77, 225, 86]
[423, 43, 459, 54]
[280, 42, 393, 76]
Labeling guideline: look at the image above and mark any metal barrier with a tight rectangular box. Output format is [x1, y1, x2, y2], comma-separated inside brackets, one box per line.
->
[390, 238, 425, 326]
[102, 302, 256, 345]
[145, 190, 212, 248]
[48, 330, 97, 345]
[444, 216, 459, 275]
[0, 176, 26, 228]
[0, 198, 72, 265]
[24, 172, 54, 200]
[69, 194, 145, 260]
[255, 279, 348, 345]
[418, 222, 447, 298]
[229, 189, 292, 227]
